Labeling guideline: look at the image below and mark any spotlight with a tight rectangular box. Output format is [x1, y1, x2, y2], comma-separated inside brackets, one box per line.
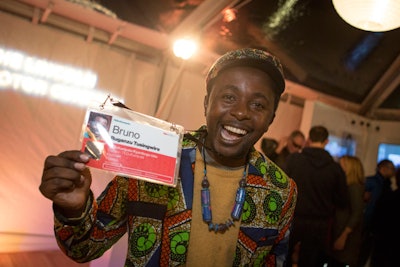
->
[173, 38, 198, 60]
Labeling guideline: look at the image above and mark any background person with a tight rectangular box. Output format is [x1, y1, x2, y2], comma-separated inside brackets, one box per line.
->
[328, 155, 365, 267]
[269, 130, 305, 168]
[284, 125, 348, 267]
[357, 159, 396, 267]
[370, 167, 400, 267]
[39, 48, 297, 267]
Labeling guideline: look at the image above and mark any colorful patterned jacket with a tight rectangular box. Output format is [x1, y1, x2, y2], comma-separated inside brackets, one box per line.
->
[54, 134, 297, 266]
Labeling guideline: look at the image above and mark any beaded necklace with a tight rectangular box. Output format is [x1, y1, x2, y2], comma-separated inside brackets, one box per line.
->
[200, 147, 248, 233]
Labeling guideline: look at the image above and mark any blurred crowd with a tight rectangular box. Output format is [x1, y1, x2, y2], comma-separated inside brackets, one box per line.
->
[262, 127, 399, 267]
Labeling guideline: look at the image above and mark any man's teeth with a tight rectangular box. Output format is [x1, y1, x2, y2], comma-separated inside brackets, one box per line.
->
[224, 125, 247, 135]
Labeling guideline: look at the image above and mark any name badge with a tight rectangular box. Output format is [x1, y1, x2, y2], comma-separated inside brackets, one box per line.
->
[80, 104, 184, 187]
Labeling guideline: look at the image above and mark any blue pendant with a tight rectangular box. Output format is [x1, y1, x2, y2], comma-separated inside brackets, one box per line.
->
[200, 147, 248, 233]
[201, 188, 212, 222]
[231, 187, 246, 220]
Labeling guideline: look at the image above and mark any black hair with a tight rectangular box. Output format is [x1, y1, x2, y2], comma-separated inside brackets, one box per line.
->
[290, 130, 305, 140]
[377, 159, 394, 169]
[309, 125, 329, 143]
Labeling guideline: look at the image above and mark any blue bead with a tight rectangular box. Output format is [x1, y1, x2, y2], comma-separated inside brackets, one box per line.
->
[201, 189, 211, 205]
[231, 203, 243, 221]
[235, 188, 246, 203]
[202, 205, 212, 222]
[199, 162, 249, 233]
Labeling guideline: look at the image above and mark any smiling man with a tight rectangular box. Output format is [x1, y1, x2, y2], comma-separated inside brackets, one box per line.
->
[39, 48, 297, 266]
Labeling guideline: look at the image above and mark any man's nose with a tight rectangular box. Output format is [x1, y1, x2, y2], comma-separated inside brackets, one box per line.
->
[230, 101, 250, 120]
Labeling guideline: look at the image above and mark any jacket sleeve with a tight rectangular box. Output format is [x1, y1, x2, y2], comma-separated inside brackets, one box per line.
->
[266, 178, 298, 266]
[54, 176, 129, 263]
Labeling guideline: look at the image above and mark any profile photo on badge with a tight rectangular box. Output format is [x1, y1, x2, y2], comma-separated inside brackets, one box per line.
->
[83, 112, 112, 160]
[84, 112, 112, 141]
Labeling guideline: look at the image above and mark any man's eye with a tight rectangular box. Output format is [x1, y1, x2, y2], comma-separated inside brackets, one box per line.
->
[222, 95, 235, 101]
[251, 102, 265, 109]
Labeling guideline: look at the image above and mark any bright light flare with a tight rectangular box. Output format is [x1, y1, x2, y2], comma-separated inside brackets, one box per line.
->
[223, 8, 237, 23]
[173, 38, 198, 60]
[97, 123, 114, 148]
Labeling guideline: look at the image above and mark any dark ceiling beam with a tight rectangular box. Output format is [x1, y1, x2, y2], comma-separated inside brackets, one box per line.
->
[359, 54, 400, 117]
[370, 107, 400, 121]
[169, 0, 242, 38]
[252, 30, 308, 82]
[202, 0, 253, 31]
[370, 75, 400, 110]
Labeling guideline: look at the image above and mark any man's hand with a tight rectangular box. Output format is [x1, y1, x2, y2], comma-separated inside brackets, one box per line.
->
[39, 150, 92, 217]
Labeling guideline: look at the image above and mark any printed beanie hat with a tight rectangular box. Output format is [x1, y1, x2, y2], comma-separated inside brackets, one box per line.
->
[206, 48, 285, 95]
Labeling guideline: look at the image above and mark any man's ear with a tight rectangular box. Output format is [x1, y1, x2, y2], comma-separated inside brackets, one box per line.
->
[203, 95, 209, 116]
[323, 139, 329, 146]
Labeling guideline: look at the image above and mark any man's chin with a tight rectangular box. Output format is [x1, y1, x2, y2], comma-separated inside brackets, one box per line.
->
[212, 147, 249, 163]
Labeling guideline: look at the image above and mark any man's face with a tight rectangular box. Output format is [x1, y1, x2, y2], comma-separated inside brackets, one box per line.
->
[90, 116, 108, 137]
[287, 135, 305, 153]
[95, 116, 108, 128]
[381, 162, 396, 179]
[204, 66, 277, 167]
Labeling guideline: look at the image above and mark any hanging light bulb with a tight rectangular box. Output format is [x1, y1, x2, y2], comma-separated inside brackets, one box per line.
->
[332, 0, 400, 32]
